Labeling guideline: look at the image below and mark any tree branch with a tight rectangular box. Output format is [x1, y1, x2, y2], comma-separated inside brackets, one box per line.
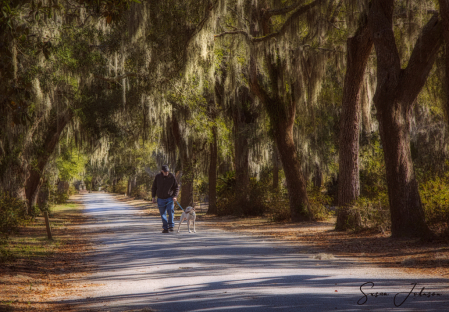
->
[186, 0, 219, 45]
[398, 14, 443, 105]
[263, 0, 307, 18]
[214, 30, 253, 43]
[95, 72, 138, 83]
[215, 0, 321, 43]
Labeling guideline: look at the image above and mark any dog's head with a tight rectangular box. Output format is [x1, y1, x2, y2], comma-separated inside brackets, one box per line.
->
[185, 206, 195, 214]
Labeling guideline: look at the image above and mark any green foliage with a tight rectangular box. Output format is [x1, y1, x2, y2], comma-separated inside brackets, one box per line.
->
[51, 192, 69, 205]
[216, 171, 270, 216]
[267, 191, 290, 222]
[307, 187, 333, 221]
[269, 186, 333, 222]
[352, 193, 390, 232]
[338, 134, 391, 231]
[130, 173, 155, 199]
[55, 141, 88, 182]
[113, 179, 128, 194]
[359, 134, 388, 198]
[0, 193, 26, 239]
[420, 174, 449, 228]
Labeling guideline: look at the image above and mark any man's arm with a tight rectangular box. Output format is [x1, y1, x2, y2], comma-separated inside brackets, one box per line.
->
[151, 175, 158, 202]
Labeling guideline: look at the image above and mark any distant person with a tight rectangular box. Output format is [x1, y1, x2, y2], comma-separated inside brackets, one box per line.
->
[152, 165, 180, 233]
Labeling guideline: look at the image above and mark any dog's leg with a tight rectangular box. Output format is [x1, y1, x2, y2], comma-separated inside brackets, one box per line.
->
[187, 219, 191, 233]
[177, 214, 185, 233]
[193, 217, 196, 233]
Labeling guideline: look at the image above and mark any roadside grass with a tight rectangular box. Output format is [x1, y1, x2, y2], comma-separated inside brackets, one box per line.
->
[0, 236, 60, 263]
[0, 195, 92, 311]
[0, 201, 83, 263]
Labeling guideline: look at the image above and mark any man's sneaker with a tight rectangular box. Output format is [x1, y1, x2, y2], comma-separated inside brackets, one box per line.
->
[169, 228, 174, 232]
[162, 229, 169, 233]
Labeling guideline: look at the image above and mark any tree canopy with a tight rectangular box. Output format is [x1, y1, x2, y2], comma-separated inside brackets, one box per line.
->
[2, 0, 449, 239]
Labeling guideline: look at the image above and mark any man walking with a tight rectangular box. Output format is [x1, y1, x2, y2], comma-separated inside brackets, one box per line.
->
[152, 165, 180, 233]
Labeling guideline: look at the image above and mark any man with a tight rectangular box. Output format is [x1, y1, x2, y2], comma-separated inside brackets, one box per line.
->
[152, 165, 180, 233]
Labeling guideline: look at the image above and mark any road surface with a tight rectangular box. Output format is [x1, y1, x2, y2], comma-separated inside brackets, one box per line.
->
[60, 193, 449, 311]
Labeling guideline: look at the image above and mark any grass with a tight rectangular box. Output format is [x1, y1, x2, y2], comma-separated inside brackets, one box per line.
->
[0, 201, 82, 263]
[0, 195, 91, 311]
[1, 237, 60, 262]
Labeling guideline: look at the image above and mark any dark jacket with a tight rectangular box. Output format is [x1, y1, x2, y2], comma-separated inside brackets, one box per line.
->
[151, 172, 179, 199]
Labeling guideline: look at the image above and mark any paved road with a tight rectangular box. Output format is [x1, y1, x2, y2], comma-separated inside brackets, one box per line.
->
[62, 193, 449, 311]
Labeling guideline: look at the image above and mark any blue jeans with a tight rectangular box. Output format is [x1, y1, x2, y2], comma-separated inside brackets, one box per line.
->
[157, 197, 174, 230]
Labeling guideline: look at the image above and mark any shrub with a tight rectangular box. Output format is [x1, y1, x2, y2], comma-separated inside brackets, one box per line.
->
[269, 186, 332, 222]
[352, 193, 390, 232]
[113, 179, 128, 194]
[420, 175, 449, 228]
[268, 192, 290, 222]
[131, 185, 151, 200]
[359, 136, 388, 198]
[308, 186, 333, 220]
[68, 184, 77, 195]
[216, 172, 270, 216]
[0, 193, 26, 239]
[51, 192, 69, 204]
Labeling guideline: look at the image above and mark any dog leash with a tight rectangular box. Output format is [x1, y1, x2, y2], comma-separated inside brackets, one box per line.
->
[175, 201, 185, 212]
[156, 200, 185, 212]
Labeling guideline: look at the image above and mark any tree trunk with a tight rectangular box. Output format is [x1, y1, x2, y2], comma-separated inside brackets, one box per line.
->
[132, 176, 137, 195]
[273, 109, 311, 221]
[249, 57, 312, 221]
[380, 101, 430, 237]
[171, 115, 194, 209]
[208, 123, 218, 214]
[313, 163, 322, 189]
[272, 143, 279, 189]
[180, 159, 194, 208]
[25, 111, 73, 214]
[361, 74, 373, 139]
[232, 90, 252, 213]
[37, 184, 49, 208]
[233, 119, 250, 192]
[336, 18, 373, 231]
[368, 1, 442, 238]
[126, 177, 131, 196]
[440, 0, 449, 122]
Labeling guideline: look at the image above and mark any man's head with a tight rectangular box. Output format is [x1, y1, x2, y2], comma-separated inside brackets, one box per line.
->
[161, 165, 169, 176]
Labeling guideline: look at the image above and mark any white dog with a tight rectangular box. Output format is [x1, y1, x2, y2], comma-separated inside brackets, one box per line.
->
[177, 206, 196, 233]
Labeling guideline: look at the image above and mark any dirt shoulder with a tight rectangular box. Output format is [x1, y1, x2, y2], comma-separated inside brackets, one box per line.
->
[116, 194, 449, 278]
[0, 194, 94, 311]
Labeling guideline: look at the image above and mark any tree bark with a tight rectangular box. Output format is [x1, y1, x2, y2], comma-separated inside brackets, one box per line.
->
[336, 17, 373, 231]
[273, 104, 311, 221]
[127, 175, 137, 196]
[368, 1, 442, 238]
[249, 57, 312, 221]
[361, 74, 374, 139]
[25, 111, 73, 214]
[232, 87, 254, 213]
[313, 163, 322, 188]
[272, 143, 279, 189]
[208, 122, 218, 214]
[171, 115, 194, 208]
[180, 160, 194, 208]
[439, 0, 449, 122]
